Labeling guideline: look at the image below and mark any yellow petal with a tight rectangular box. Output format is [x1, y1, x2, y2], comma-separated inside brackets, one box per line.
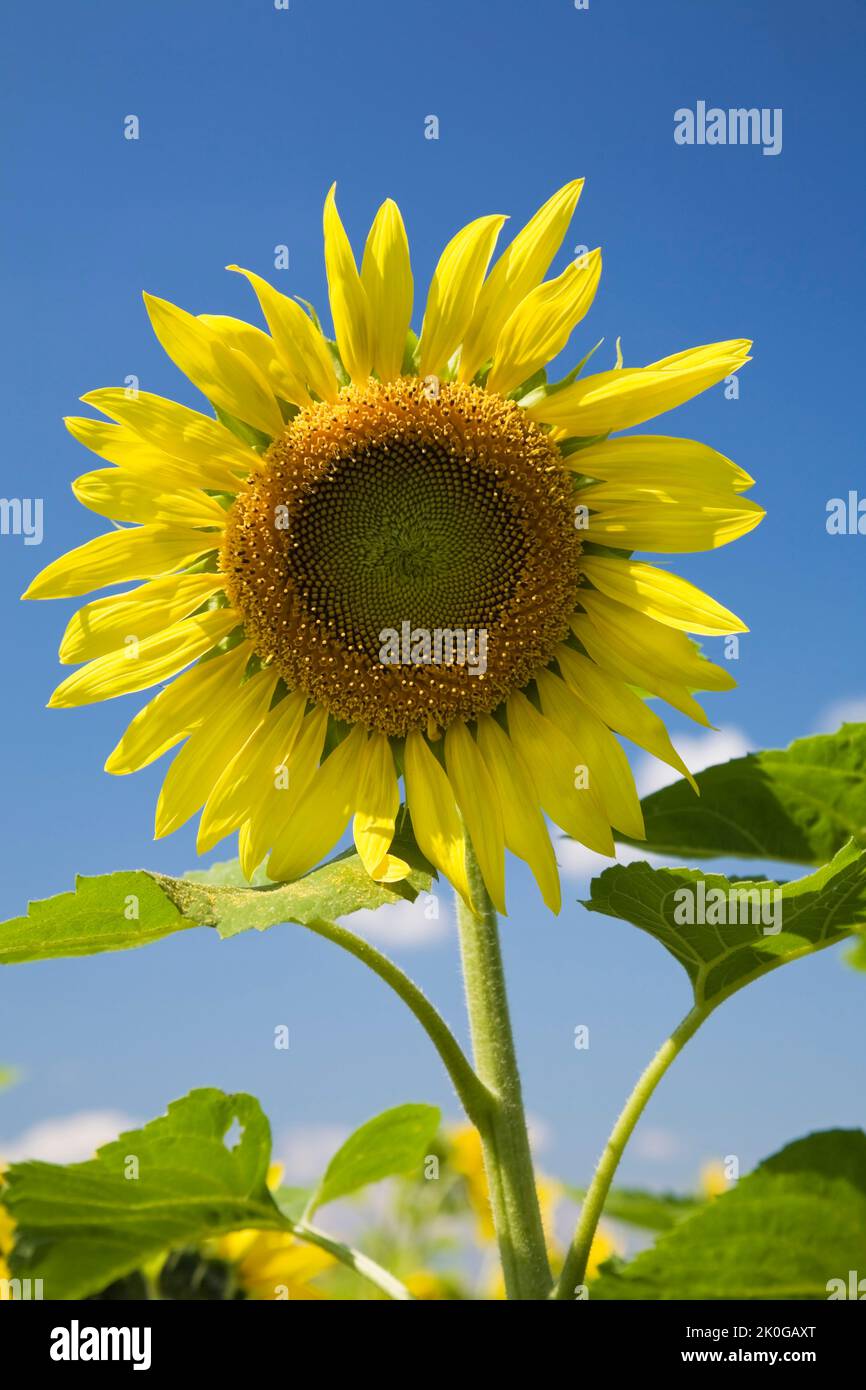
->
[535, 669, 644, 839]
[227, 267, 338, 404]
[460, 180, 584, 381]
[353, 732, 403, 879]
[476, 715, 561, 913]
[578, 589, 734, 693]
[444, 722, 506, 913]
[584, 486, 765, 552]
[527, 339, 752, 435]
[323, 184, 372, 382]
[366, 852, 412, 885]
[361, 200, 413, 382]
[267, 724, 367, 881]
[67, 439, 197, 495]
[571, 613, 712, 726]
[487, 248, 602, 397]
[404, 730, 472, 907]
[418, 214, 507, 378]
[198, 690, 307, 854]
[143, 292, 284, 437]
[566, 435, 754, 493]
[155, 666, 279, 838]
[199, 314, 312, 408]
[105, 642, 253, 774]
[66, 416, 177, 469]
[23, 525, 219, 600]
[60, 572, 225, 663]
[72, 469, 228, 528]
[555, 644, 696, 789]
[581, 556, 747, 636]
[48, 607, 240, 708]
[80, 389, 258, 485]
[242, 705, 328, 876]
[506, 691, 614, 855]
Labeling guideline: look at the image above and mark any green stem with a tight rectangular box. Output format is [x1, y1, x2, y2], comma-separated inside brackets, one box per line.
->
[454, 848, 553, 1300]
[289, 1219, 415, 1301]
[305, 916, 492, 1129]
[552, 1003, 708, 1299]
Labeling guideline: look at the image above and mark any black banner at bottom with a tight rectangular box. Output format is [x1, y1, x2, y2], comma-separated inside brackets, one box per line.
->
[1, 1297, 860, 1374]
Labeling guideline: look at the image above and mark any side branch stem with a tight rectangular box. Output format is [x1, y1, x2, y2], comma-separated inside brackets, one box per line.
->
[305, 916, 492, 1129]
[552, 1004, 708, 1299]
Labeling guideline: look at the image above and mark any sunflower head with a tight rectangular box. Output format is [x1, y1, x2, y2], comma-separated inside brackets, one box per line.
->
[25, 179, 762, 915]
[221, 376, 581, 737]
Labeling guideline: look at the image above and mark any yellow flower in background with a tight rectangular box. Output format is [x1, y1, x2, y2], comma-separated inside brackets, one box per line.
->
[216, 1226, 333, 1301]
[0, 1176, 14, 1298]
[700, 1159, 730, 1199]
[213, 1164, 333, 1300]
[448, 1124, 617, 1295]
[584, 1225, 617, 1281]
[25, 180, 762, 911]
[449, 1123, 496, 1242]
[404, 1269, 451, 1300]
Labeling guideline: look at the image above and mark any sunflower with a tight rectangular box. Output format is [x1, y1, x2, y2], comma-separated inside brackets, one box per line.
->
[211, 1163, 334, 1300]
[25, 180, 762, 913]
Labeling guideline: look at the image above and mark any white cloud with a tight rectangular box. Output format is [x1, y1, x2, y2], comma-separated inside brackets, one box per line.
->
[632, 1126, 681, 1162]
[558, 837, 665, 885]
[0, 1110, 136, 1164]
[813, 697, 866, 734]
[274, 1124, 349, 1183]
[635, 725, 751, 798]
[558, 726, 752, 886]
[340, 891, 450, 950]
[526, 1114, 553, 1156]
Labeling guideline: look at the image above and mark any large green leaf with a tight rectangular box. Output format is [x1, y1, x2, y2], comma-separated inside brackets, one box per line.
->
[591, 1129, 866, 1299]
[0, 870, 196, 964]
[178, 850, 428, 940]
[583, 840, 866, 1009]
[4, 1091, 440, 1300]
[5, 1089, 282, 1299]
[621, 723, 866, 866]
[0, 852, 430, 964]
[311, 1104, 441, 1213]
[566, 1185, 700, 1232]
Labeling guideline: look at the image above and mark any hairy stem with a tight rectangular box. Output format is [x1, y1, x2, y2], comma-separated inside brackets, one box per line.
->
[454, 849, 552, 1300]
[552, 1004, 708, 1299]
[305, 916, 492, 1129]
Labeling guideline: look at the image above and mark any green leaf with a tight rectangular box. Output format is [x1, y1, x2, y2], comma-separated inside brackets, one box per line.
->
[310, 1104, 441, 1212]
[582, 840, 866, 1009]
[401, 328, 420, 375]
[846, 935, 866, 972]
[622, 723, 866, 866]
[178, 851, 430, 940]
[273, 1186, 315, 1224]
[566, 1185, 700, 1232]
[5, 1089, 283, 1299]
[591, 1129, 866, 1300]
[1, 852, 431, 964]
[213, 402, 272, 452]
[0, 871, 196, 965]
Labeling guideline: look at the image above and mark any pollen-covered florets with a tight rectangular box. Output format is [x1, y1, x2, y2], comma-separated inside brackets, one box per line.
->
[221, 377, 582, 736]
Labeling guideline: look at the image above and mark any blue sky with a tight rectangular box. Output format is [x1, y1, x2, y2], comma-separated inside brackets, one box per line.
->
[2, 0, 865, 1204]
